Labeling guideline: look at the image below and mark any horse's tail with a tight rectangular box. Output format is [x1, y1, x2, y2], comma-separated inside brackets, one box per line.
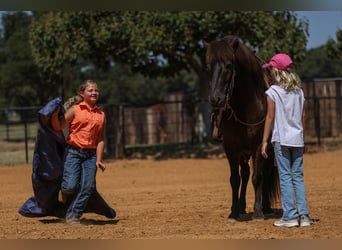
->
[268, 158, 280, 207]
[265, 147, 280, 208]
[255, 143, 280, 209]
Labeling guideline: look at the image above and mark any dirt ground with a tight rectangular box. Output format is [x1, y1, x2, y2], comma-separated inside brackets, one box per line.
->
[0, 147, 341, 239]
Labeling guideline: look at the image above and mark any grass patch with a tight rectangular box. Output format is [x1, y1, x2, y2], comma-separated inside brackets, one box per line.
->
[0, 122, 37, 142]
[0, 141, 35, 166]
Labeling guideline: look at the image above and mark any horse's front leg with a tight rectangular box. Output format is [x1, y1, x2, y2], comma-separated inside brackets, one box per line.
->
[239, 157, 250, 215]
[227, 155, 241, 221]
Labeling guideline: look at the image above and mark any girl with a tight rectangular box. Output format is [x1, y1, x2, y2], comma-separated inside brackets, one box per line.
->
[51, 80, 106, 224]
[261, 54, 312, 227]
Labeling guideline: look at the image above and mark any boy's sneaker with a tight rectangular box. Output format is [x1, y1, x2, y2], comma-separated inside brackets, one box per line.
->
[66, 215, 81, 224]
[299, 215, 313, 227]
[273, 219, 299, 227]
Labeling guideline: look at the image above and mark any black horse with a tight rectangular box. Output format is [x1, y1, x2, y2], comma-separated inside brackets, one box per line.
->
[206, 35, 279, 220]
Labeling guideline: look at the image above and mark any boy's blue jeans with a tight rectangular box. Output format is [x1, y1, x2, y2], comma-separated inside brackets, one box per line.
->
[61, 146, 97, 219]
[273, 142, 309, 221]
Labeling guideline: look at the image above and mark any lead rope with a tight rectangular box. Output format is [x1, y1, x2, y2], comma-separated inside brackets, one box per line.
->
[226, 104, 266, 127]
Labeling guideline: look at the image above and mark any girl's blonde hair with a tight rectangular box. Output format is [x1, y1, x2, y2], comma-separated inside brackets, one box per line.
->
[63, 95, 83, 110]
[272, 68, 302, 90]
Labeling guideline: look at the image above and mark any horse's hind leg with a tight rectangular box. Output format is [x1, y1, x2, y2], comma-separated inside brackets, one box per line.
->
[262, 158, 274, 215]
[239, 157, 250, 215]
[251, 152, 265, 220]
[262, 180, 273, 215]
[252, 175, 264, 220]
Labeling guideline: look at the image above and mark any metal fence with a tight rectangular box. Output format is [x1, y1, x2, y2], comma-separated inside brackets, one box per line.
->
[104, 92, 207, 158]
[0, 107, 39, 164]
[1, 78, 342, 163]
[104, 80, 342, 158]
[302, 78, 342, 145]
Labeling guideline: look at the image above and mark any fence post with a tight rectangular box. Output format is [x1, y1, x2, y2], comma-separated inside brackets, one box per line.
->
[104, 104, 125, 159]
[313, 80, 321, 145]
[118, 105, 125, 158]
[6, 123, 10, 141]
[24, 121, 29, 163]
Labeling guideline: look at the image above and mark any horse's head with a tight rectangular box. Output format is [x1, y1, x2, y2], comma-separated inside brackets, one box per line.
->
[205, 36, 240, 108]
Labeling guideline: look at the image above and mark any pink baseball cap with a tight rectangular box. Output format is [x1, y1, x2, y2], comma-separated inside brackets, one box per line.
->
[262, 53, 293, 70]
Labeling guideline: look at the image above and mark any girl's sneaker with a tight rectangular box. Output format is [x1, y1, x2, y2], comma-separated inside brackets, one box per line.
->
[299, 215, 313, 227]
[273, 219, 299, 227]
[66, 215, 81, 224]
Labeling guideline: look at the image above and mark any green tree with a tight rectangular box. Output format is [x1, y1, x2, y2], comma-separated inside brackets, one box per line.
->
[29, 11, 308, 95]
[0, 11, 60, 111]
[326, 29, 342, 60]
[298, 45, 342, 78]
[29, 11, 308, 137]
[80, 63, 169, 106]
[79, 63, 197, 106]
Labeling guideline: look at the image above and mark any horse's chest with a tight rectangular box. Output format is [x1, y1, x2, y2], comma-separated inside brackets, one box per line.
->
[224, 120, 262, 139]
[223, 122, 262, 154]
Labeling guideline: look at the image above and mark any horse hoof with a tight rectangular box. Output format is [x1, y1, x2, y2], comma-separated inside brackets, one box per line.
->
[228, 217, 238, 222]
[263, 208, 274, 214]
[263, 212, 275, 218]
[227, 214, 239, 222]
[252, 215, 265, 221]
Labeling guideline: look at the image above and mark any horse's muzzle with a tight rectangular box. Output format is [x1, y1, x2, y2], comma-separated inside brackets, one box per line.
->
[209, 95, 226, 107]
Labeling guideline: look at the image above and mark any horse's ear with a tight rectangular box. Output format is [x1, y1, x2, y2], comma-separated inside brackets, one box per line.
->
[231, 37, 240, 51]
[223, 35, 240, 51]
[203, 40, 209, 48]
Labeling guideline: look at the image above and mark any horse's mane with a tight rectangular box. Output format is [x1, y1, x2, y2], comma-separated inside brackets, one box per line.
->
[206, 40, 234, 64]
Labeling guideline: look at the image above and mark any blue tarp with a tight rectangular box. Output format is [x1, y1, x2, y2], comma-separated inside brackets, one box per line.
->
[18, 97, 115, 219]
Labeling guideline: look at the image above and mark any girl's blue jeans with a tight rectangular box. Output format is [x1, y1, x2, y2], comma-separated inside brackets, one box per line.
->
[61, 146, 97, 219]
[273, 142, 309, 221]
